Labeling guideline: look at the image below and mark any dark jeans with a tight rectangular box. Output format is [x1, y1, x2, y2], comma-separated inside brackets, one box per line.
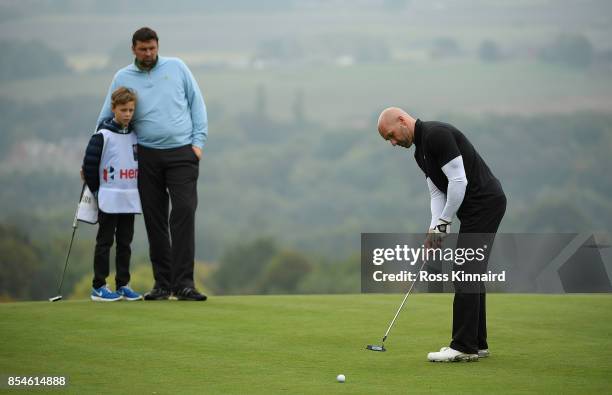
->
[450, 193, 507, 354]
[138, 144, 199, 292]
[92, 211, 135, 289]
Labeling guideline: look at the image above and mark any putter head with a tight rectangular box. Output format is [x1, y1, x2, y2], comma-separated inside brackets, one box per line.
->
[49, 295, 62, 302]
[366, 344, 386, 352]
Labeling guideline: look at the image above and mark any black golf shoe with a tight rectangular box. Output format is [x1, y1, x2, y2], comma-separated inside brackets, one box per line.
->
[144, 287, 171, 301]
[174, 287, 207, 301]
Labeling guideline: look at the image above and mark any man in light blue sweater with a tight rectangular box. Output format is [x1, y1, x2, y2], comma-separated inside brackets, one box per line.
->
[98, 27, 208, 301]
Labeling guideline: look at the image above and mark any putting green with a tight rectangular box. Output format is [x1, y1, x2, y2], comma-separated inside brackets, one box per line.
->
[1, 294, 610, 394]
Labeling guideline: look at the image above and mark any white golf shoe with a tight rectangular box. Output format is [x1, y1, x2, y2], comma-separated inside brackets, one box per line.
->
[478, 349, 490, 358]
[427, 347, 479, 362]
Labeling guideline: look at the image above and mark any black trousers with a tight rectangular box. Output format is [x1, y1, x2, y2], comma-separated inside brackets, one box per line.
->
[93, 211, 135, 289]
[138, 144, 199, 291]
[450, 193, 506, 354]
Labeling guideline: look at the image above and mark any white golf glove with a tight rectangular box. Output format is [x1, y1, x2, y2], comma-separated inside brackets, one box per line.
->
[432, 218, 451, 236]
[427, 219, 451, 247]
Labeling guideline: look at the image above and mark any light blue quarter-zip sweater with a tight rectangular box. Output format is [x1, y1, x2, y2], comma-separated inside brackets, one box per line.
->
[97, 56, 208, 149]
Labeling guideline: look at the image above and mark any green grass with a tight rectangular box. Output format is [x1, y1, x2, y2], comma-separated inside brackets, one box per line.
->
[1, 294, 611, 394]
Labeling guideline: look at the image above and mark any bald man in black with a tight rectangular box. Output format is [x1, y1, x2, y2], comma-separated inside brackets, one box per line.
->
[378, 107, 506, 362]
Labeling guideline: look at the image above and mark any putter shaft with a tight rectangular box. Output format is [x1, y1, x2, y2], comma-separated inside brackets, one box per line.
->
[50, 184, 84, 302]
[380, 258, 428, 342]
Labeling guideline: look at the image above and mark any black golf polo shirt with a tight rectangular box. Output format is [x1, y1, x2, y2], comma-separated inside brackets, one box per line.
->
[413, 119, 504, 221]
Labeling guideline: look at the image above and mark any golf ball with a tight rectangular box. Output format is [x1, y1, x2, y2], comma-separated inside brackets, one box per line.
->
[337, 374, 346, 383]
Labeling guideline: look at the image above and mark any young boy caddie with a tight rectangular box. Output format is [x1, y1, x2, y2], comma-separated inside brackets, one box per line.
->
[81, 87, 143, 301]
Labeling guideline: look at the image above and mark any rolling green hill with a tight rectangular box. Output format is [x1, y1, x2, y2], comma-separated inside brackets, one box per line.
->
[1, 0, 612, 302]
[2, 61, 611, 124]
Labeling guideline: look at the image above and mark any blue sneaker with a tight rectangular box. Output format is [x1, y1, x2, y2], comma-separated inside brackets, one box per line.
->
[91, 285, 122, 302]
[116, 285, 143, 301]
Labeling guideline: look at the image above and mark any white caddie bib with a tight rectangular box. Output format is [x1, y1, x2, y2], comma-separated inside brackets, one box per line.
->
[97, 129, 142, 214]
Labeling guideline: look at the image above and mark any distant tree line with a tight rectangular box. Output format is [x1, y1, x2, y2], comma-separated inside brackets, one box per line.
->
[208, 237, 358, 295]
[248, 32, 606, 69]
[1, 94, 611, 301]
[0, 224, 358, 301]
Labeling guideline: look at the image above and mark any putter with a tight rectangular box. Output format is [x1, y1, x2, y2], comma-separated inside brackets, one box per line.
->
[366, 257, 428, 352]
[49, 184, 85, 302]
